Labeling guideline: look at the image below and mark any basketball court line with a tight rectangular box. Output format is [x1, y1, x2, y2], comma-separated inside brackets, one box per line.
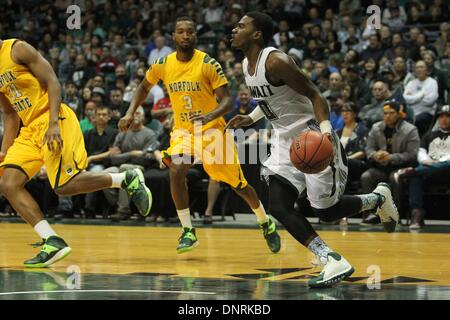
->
[0, 289, 217, 296]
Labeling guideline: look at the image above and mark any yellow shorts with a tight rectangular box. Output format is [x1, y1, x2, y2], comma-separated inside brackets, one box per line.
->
[0, 104, 87, 189]
[162, 125, 248, 189]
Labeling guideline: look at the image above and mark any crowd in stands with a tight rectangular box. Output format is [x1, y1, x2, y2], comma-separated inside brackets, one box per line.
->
[0, 0, 449, 230]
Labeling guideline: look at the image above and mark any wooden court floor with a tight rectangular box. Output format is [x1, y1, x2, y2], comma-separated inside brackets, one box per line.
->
[1, 222, 450, 300]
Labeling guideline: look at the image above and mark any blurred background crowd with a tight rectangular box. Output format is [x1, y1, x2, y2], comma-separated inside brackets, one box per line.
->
[0, 0, 449, 229]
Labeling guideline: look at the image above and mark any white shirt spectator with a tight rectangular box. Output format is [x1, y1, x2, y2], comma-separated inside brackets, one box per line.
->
[147, 46, 173, 66]
[273, 31, 295, 47]
[203, 5, 223, 24]
[403, 77, 439, 116]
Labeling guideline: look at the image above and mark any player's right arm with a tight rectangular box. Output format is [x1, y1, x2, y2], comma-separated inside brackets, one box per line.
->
[0, 93, 20, 161]
[119, 62, 163, 132]
[118, 79, 153, 132]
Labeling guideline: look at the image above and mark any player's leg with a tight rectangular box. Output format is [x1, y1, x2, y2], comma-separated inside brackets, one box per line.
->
[48, 105, 152, 216]
[167, 159, 197, 253]
[267, 175, 354, 288]
[203, 179, 220, 224]
[0, 167, 72, 267]
[0, 126, 72, 268]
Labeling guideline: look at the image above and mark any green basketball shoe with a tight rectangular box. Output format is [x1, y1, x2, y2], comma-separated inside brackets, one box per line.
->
[177, 227, 199, 254]
[122, 168, 153, 217]
[24, 236, 72, 268]
[260, 218, 281, 253]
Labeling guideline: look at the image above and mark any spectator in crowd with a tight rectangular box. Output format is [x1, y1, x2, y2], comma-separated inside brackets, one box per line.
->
[273, 20, 294, 47]
[362, 58, 379, 88]
[104, 106, 161, 221]
[58, 47, 78, 84]
[228, 62, 245, 99]
[327, 92, 344, 132]
[108, 88, 129, 130]
[70, 54, 96, 88]
[147, 36, 173, 65]
[63, 80, 83, 120]
[337, 102, 370, 186]
[359, 80, 392, 128]
[360, 34, 385, 63]
[323, 72, 343, 99]
[403, 60, 439, 136]
[83, 106, 120, 218]
[151, 85, 173, 124]
[382, 3, 407, 32]
[345, 64, 370, 109]
[395, 105, 450, 229]
[433, 22, 450, 57]
[80, 101, 97, 133]
[361, 100, 420, 225]
[91, 86, 106, 106]
[393, 56, 414, 89]
[422, 50, 450, 104]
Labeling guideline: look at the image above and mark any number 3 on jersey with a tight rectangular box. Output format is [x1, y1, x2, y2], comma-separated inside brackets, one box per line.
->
[183, 95, 193, 110]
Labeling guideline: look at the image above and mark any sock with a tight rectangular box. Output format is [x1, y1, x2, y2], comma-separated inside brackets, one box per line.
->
[110, 172, 126, 188]
[356, 193, 381, 212]
[252, 201, 269, 224]
[307, 236, 333, 264]
[177, 208, 193, 229]
[34, 220, 57, 239]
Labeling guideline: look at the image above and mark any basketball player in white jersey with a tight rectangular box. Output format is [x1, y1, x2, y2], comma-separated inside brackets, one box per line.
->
[227, 12, 399, 288]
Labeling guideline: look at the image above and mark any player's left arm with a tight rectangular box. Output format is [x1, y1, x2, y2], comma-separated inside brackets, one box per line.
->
[266, 52, 332, 136]
[12, 41, 63, 152]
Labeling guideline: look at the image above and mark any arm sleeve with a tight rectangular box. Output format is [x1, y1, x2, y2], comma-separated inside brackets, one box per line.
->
[204, 57, 228, 90]
[145, 62, 163, 86]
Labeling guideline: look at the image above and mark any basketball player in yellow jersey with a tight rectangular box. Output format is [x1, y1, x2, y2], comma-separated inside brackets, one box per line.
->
[0, 39, 152, 267]
[119, 17, 280, 254]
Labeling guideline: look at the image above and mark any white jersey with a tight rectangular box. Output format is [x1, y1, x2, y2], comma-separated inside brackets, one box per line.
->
[242, 46, 314, 139]
[242, 47, 348, 209]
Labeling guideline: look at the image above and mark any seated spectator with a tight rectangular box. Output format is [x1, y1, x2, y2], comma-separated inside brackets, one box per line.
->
[63, 80, 83, 120]
[228, 62, 245, 99]
[362, 58, 379, 88]
[151, 85, 173, 123]
[393, 56, 414, 90]
[403, 60, 439, 136]
[83, 106, 120, 217]
[361, 100, 420, 225]
[394, 105, 450, 229]
[108, 88, 129, 129]
[359, 80, 392, 128]
[345, 64, 370, 109]
[91, 86, 106, 106]
[70, 54, 96, 89]
[360, 34, 385, 63]
[326, 92, 344, 132]
[422, 50, 450, 104]
[147, 36, 173, 65]
[337, 102, 370, 186]
[322, 72, 343, 99]
[104, 106, 161, 221]
[80, 100, 97, 133]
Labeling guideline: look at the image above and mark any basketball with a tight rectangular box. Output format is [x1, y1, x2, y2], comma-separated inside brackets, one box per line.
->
[290, 130, 333, 174]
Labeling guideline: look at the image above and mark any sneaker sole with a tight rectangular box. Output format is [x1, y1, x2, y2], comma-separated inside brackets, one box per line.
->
[374, 183, 399, 233]
[308, 266, 355, 289]
[24, 246, 72, 268]
[177, 241, 199, 254]
[134, 168, 153, 217]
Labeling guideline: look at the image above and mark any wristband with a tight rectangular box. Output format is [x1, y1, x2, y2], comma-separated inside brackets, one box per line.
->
[319, 120, 332, 135]
[248, 106, 264, 123]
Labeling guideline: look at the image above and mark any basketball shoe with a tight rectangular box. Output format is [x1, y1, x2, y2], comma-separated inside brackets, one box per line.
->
[24, 236, 72, 268]
[373, 182, 399, 233]
[308, 252, 354, 288]
[177, 227, 199, 254]
[259, 218, 281, 253]
[122, 168, 153, 217]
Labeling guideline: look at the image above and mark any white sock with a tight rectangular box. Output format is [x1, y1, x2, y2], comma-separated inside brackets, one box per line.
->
[110, 172, 126, 188]
[252, 201, 269, 224]
[34, 220, 57, 239]
[177, 208, 193, 229]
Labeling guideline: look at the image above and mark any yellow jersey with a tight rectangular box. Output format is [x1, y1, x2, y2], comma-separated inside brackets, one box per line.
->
[145, 49, 228, 132]
[0, 39, 51, 126]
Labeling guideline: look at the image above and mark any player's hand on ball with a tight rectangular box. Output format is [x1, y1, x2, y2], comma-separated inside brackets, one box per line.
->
[118, 113, 134, 132]
[225, 115, 253, 130]
[43, 123, 63, 153]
